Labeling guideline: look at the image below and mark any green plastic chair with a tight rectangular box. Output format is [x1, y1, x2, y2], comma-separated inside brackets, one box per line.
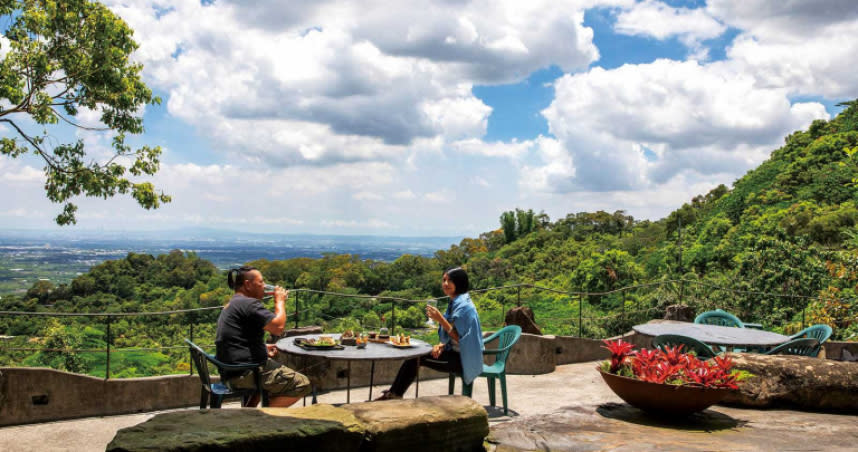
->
[652, 334, 717, 359]
[185, 339, 269, 408]
[764, 338, 821, 357]
[790, 324, 832, 344]
[448, 325, 522, 415]
[694, 309, 744, 328]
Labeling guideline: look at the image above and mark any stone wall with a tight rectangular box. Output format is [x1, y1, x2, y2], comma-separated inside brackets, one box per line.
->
[0, 367, 198, 427]
[2, 333, 853, 426]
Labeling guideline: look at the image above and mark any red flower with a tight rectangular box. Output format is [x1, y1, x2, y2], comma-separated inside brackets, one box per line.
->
[602, 339, 636, 373]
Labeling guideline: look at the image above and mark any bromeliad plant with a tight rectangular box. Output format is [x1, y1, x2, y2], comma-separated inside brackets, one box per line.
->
[600, 340, 739, 389]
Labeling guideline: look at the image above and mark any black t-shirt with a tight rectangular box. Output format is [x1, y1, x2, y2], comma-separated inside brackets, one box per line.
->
[215, 293, 275, 379]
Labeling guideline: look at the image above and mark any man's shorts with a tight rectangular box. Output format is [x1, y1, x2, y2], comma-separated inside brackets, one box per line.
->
[226, 359, 311, 398]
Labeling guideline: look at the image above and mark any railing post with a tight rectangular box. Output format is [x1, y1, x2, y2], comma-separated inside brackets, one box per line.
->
[578, 294, 584, 338]
[105, 315, 111, 380]
[295, 290, 300, 329]
[189, 322, 194, 376]
[622, 290, 626, 324]
[391, 300, 397, 332]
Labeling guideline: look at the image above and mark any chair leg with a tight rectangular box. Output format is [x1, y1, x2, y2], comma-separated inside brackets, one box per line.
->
[199, 389, 208, 410]
[448, 373, 456, 395]
[500, 373, 508, 416]
[487, 377, 496, 407]
[462, 380, 473, 397]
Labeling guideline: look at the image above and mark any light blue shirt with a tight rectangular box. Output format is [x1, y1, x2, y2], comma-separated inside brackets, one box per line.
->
[439, 292, 484, 385]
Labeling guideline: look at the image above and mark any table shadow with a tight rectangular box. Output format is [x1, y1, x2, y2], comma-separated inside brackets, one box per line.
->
[596, 402, 747, 432]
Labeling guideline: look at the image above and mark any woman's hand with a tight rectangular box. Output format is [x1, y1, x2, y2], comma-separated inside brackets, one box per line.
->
[425, 304, 443, 322]
[431, 343, 444, 359]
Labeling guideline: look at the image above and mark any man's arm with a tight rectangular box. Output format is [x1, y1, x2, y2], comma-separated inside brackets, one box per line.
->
[263, 287, 288, 337]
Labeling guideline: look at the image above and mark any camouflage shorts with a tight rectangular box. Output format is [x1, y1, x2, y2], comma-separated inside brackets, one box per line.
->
[227, 359, 311, 398]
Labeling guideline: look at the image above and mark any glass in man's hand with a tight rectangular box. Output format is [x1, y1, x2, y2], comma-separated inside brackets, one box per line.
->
[263, 283, 276, 300]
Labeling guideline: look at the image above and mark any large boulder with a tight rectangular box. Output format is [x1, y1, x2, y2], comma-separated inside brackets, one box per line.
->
[107, 404, 364, 452]
[723, 353, 858, 413]
[342, 395, 488, 452]
[107, 395, 487, 452]
[504, 306, 542, 335]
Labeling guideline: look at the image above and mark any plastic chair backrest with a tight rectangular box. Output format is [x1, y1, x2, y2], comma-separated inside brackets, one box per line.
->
[483, 325, 522, 371]
[652, 334, 717, 359]
[765, 338, 821, 356]
[186, 339, 216, 390]
[791, 324, 832, 344]
[694, 309, 744, 328]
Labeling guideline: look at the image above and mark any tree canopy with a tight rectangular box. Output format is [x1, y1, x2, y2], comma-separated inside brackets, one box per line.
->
[0, 0, 169, 225]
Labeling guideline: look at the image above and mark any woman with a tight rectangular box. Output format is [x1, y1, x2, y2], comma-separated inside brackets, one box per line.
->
[377, 267, 483, 400]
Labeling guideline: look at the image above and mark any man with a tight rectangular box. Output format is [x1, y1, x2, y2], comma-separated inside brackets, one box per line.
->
[216, 266, 310, 407]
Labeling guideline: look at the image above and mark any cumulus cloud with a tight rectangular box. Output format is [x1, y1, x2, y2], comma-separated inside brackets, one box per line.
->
[102, 0, 611, 169]
[614, 0, 726, 59]
[708, 0, 858, 98]
[530, 59, 829, 193]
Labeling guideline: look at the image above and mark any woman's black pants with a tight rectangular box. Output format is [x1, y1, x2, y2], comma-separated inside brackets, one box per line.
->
[389, 348, 462, 396]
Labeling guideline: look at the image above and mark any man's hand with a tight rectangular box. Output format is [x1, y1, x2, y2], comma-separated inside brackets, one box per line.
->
[431, 343, 444, 359]
[274, 287, 288, 304]
[266, 343, 279, 358]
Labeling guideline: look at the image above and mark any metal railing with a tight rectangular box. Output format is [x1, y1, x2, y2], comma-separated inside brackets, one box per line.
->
[0, 278, 853, 379]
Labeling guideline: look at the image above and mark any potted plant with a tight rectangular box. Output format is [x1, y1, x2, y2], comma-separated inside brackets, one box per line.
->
[598, 339, 739, 416]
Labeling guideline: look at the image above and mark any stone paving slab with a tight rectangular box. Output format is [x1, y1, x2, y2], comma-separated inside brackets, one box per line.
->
[2, 361, 856, 451]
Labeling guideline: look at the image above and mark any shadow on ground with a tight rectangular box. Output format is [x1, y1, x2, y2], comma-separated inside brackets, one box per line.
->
[596, 402, 747, 432]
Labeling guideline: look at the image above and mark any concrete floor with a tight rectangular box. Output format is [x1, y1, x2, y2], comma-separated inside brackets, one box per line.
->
[2, 361, 856, 451]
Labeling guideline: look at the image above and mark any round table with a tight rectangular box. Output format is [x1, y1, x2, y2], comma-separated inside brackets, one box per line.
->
[633, 321, 790, 350]
[277, 334, 432, 403]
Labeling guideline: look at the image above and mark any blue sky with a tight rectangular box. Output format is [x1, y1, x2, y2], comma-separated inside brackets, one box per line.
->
[1, 0, 855, 236]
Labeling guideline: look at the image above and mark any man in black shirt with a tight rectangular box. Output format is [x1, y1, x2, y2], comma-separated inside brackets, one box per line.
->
[216, 266, 310, 407]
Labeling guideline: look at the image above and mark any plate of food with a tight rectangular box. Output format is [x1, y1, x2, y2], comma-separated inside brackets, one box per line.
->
[388, 335, 414, 348]
[297, 336, 341, 349]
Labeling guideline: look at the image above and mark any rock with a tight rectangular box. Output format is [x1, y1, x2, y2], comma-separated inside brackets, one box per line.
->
[504, 307, 541, 335]
[663, 305, 695, 322]
[485, 402, 858, 451]
[107, 395, 488, 452]
[723, 353, 858, 412]
[107, 404, 364, 452]
[342, 395, 488, 452]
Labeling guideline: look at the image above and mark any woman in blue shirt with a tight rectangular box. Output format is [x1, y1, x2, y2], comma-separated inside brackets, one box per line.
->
[377, 267, 483, 400]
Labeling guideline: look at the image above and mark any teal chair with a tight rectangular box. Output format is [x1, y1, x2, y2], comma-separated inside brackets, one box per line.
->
[764, 338, 821, 357]
[694, 309, 744, 328]
[652, 334, 717, 359]
[186, 339, 268, 408]
[790, 324, 832, 357]
[448, 325, 522, 415]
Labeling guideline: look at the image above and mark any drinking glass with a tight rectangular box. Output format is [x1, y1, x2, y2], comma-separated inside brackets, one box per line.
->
[426, 299, 438, 327]
[263, 283, 276, 300]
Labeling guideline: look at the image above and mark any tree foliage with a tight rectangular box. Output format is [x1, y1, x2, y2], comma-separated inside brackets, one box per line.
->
[0, 0, 169, 225]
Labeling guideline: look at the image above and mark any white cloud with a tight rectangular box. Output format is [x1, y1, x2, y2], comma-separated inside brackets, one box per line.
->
[708, 0, 858, 98]
[353, 191, 383, 201]
[531, 59, 828, 193]
[615, 0, 726, 58]
[392, 190, 416, 200]
[102, 0, 611, 169]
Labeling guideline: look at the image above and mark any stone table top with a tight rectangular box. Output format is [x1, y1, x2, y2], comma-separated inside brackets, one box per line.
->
[633, 320, 790, 347]
[276, 334, 431, 361]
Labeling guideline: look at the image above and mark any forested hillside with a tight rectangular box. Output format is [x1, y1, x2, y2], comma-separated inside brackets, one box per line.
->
[3, 101, 857, 377]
